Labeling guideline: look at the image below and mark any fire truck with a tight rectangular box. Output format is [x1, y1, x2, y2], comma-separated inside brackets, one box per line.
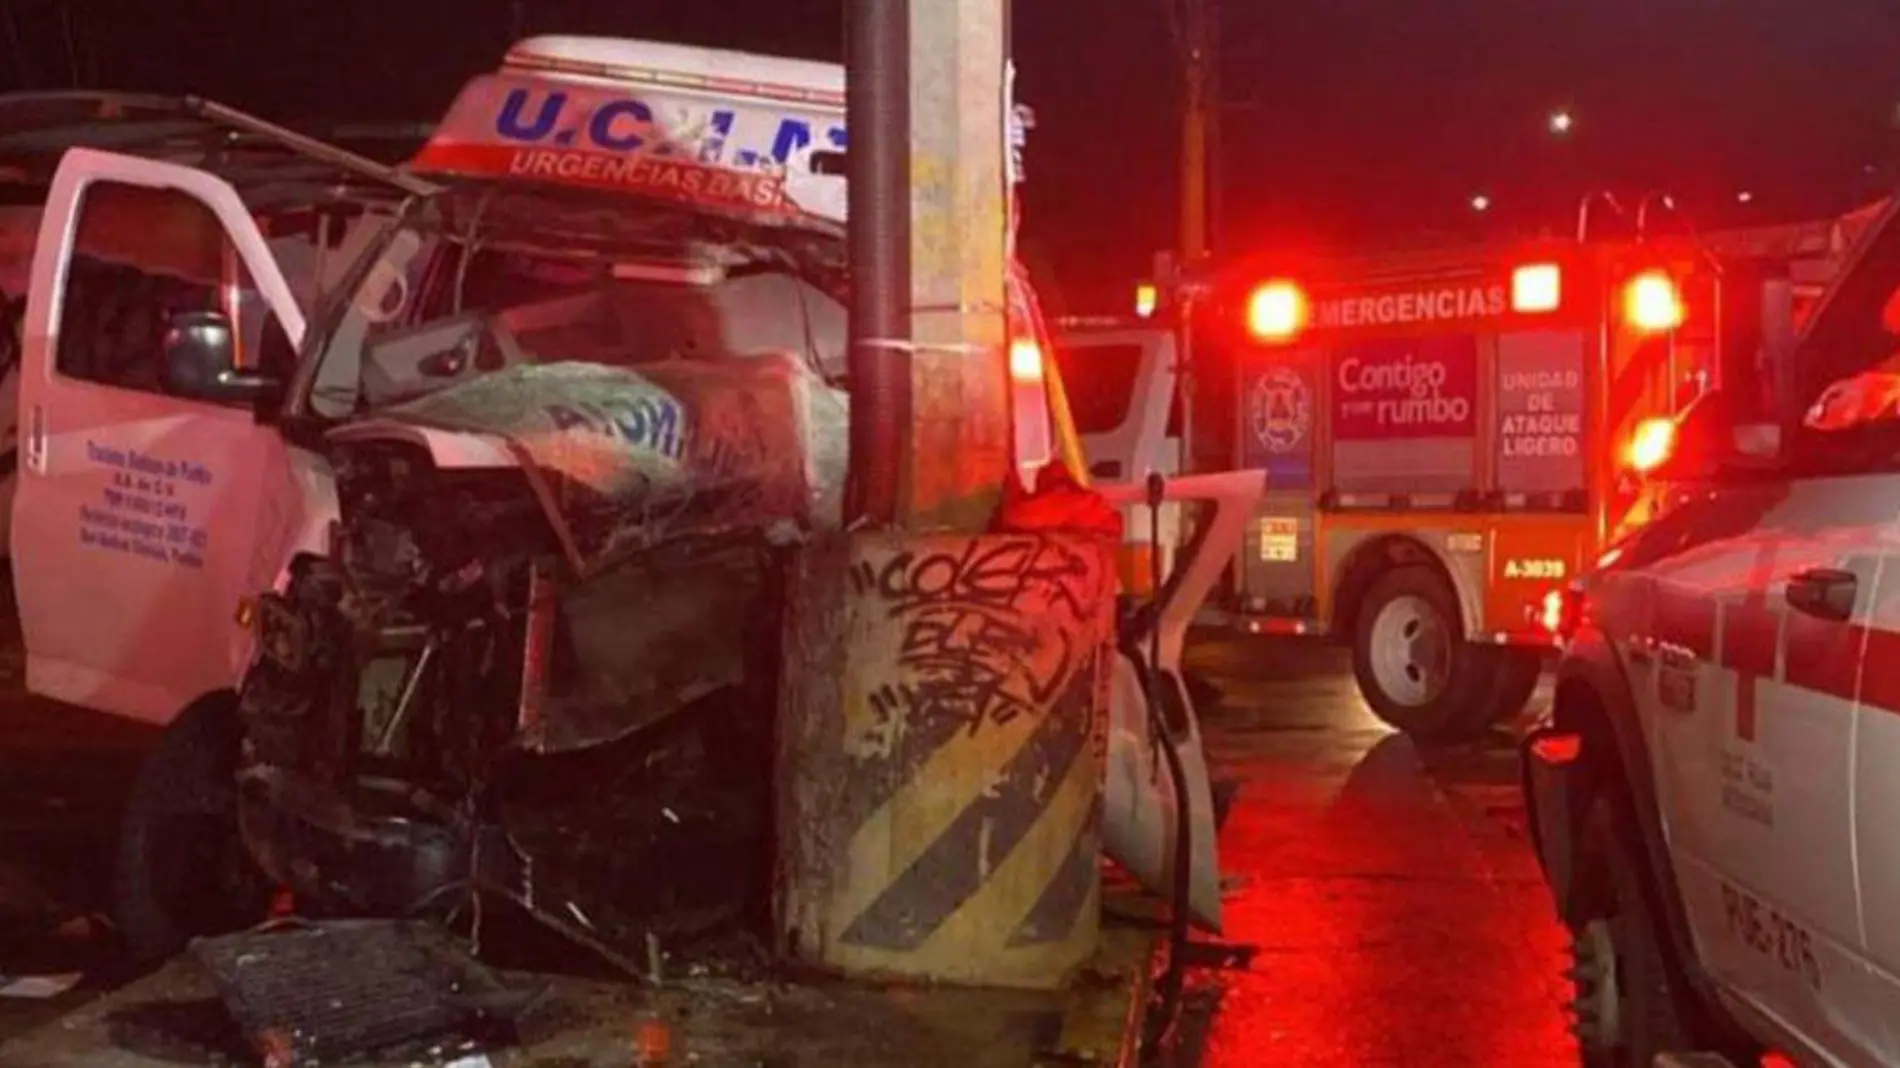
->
[1062, 214, 1850, 743]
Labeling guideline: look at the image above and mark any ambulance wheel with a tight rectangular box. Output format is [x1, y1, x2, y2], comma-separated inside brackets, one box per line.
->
[113, 693, 270, 965]
[1570, 797, 1692, 1067]
[1351, 566, 1490, 745]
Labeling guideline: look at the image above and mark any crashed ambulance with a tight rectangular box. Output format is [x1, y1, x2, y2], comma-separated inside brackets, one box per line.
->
[13, 38, 1234, 964]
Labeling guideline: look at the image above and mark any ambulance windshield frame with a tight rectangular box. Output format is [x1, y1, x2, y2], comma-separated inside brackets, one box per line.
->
[288, 177, 847, 422]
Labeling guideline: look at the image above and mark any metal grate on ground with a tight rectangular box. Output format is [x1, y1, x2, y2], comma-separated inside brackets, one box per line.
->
[190, 919, 540, 1067]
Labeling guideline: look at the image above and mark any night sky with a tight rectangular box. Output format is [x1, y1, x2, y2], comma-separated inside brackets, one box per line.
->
[11, 0, 1899, 310]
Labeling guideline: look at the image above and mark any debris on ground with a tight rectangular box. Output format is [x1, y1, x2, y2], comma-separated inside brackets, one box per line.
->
[0, 973, 81, 999]
[187, 919, 551, 1068]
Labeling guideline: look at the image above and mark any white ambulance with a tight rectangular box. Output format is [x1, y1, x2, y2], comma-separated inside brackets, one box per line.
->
[1523, 191, 1900, 1066]
[10, 38, 1238, 962]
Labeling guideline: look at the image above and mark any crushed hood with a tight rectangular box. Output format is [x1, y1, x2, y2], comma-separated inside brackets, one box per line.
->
[328, 354, 849, 575]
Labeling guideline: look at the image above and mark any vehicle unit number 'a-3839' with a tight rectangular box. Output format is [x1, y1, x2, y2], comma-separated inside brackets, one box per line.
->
[1722, 880, 1821, 991]
[1503, 558, 1567, 580]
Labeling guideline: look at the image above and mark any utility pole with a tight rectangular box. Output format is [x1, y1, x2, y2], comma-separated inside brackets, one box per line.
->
[843, 0, 1013, 530]
[1177, 0, 1214, 264]
[778, 0, 1114, 992]
[1172, 0, 1217, 474]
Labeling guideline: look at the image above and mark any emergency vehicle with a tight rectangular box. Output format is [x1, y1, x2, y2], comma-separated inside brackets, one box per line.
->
[1060, 211, 1879, 541]
[1521, 189, 1900, 1066]
[2, 38, 1238, 961]
[1049, 315, 1185, 593]
[1157, 231, 1800, 742]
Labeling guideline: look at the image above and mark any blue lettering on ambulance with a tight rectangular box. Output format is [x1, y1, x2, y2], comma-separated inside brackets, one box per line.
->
[697, 110, 735, 163]
[588, 99, 655, 151]
[496, 88, 567, 141]
[770, 121, 811, 164]
[490, 86, 843, 172]
[546, 398, 685, 459]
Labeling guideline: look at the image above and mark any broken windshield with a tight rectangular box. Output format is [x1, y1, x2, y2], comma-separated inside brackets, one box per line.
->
[304, 182, 847, 420]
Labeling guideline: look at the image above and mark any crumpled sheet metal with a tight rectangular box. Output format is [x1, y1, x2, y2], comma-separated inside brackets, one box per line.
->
[522, 537, 768, 753]
[375, 353, 849, 571]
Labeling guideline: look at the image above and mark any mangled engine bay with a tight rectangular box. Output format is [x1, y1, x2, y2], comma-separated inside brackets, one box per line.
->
[236, 354, 847, 967]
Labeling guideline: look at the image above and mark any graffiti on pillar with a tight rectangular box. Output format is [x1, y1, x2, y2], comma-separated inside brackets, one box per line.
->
[852, 534, 1110, 739]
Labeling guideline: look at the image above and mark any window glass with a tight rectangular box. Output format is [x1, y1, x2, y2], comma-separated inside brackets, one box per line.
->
[1049, 342, 1143, 435]
[1777, 200, 1900, 473]
[55, 182, 290, 399]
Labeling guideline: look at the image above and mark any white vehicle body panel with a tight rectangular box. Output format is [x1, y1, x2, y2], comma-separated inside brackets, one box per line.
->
[1097, 470, 1259, 932]
[13, 149, 323, 722]
[325, 418, 521, 471]
[1053, 326, 1184, 584]
[1600, 474, 1900, 1064]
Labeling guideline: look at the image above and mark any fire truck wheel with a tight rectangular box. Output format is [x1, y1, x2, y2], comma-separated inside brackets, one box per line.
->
[1351, 566, 1490, 743]
[113, 693, 271, 965]
[1451, 647, 1544, 737]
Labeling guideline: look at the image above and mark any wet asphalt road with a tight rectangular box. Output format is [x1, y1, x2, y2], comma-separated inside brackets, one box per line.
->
[0, 630, 1578, 1064]
[1173, 634, 1576, 1066]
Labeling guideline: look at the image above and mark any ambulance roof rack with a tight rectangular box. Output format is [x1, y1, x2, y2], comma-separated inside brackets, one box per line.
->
[0, 91, 440, 205]
[503, 35, 844, 107]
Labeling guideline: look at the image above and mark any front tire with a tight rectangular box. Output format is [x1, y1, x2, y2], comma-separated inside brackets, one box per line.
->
[1351, 566, 1491, 744]
[113, 693, 271, 964]
[1570, 798, 1691, 1067]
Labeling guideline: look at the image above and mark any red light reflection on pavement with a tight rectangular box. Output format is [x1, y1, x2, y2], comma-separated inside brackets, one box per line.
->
[1189, 730, 1578, 1067]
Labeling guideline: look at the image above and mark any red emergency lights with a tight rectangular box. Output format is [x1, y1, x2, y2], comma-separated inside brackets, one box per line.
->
[1134, 283, 1159, 319]
[1626, 416, 1677, 474]
[1624, 270, 1685, 332]
[1247, 279, 1308, 342]
[1537, 585, 1584, 643]
[1008, 338, 1045, 382]
[1511, 263, 1562, 313]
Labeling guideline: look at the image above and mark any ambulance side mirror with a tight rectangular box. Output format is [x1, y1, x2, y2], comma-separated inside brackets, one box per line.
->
[161, 310, 278, 405]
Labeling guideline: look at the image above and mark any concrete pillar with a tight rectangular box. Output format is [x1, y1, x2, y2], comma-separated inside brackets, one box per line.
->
[775, 530, 1116, 989]
[900, 0, 1014, 530]
[775, 0, 1113, 991]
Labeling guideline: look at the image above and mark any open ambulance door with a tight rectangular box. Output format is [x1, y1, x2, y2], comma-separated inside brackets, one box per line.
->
[13, 148, 309, 723]
[1097, 469, 1261, 932]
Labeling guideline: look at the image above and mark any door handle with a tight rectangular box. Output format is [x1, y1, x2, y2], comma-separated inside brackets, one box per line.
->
[1786, 567, 1857, 622]
[23, 403, 44, 475]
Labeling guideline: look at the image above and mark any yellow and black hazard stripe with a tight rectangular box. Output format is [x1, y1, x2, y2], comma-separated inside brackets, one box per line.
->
[825, 653, 1104, 980]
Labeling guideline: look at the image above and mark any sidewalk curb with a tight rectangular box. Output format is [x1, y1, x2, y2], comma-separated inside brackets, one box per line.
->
[1039, 925, 1163, 1067]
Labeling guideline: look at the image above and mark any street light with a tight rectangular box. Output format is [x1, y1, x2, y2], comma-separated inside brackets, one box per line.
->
[1471, 193, 1492, 212]
[1548, 109, 1574, 135]
[1736, 190, 1754, 204]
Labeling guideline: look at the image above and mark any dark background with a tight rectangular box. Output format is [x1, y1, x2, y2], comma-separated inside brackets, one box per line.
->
[7, 0, 1898, 310]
